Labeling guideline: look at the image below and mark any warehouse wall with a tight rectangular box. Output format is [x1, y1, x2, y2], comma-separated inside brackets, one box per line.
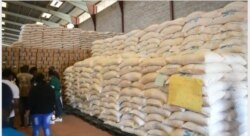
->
[79, 1, 232, 33]
[173, 1, 231, 18]
[124, 1, 170, 33]
[96, 2, 122, 32]
[79, 18, 95, 31]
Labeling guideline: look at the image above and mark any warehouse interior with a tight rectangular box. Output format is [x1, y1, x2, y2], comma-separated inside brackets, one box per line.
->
[1, 0, 248, 136]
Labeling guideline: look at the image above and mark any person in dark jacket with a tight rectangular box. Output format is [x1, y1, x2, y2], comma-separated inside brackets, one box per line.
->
[26, 73, 55, 136]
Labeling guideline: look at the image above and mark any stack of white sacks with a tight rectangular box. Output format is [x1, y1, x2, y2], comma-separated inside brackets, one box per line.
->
[118, 53, 145, 134]
[139, 58, 173, 136]
[90, 57, 104, 117]
[99, 57, 122, 127]
[63, 66, 76, 107]
[63, 2, 247, 136]
[17, 25, 120, 49]
[71, 61, 86, 112]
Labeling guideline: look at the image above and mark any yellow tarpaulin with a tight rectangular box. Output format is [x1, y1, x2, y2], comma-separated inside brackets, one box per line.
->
[168, 75, 203, 112]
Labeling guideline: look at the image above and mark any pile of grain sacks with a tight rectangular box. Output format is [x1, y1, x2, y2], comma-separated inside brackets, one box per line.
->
[17, 25, 120, 49]
[64, 2, 247, 136]
[63, 66, 76, 107]
[99, 56, 122, 127]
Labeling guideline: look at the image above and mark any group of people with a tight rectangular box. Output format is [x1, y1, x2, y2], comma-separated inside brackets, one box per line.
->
[2, 65, 63, 136]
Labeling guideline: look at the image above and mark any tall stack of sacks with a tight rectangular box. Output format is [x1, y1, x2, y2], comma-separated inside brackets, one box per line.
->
[213, 2, 247, 135]
[165, 51, 234, 136]
[92, 40, 105, 57]
[77, 59, 95, 115]
[123, 30, 142, 54]
[99, 56, 122, 128]
[118, 53, 144, 134]
[138, 58, 175, 136]
[89, 57, 104, 117]
[63, 66, 76, 107]
[220, 53, 247, 136]
[157, 18, 185, 57]
[137, 30, 163, 58]
[108, 35, 127, 56]
[180, 11, 214, 54]
[71, 61, 85, 111]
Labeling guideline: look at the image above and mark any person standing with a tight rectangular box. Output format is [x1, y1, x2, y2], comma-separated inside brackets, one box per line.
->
[29, 67, 38, 87]
[2, 83, 25, 136]
[48, 70, 63, 122]
[2, 68, 20, 128]
[17, 65, 33, 127]
[26, 73, 55, 136]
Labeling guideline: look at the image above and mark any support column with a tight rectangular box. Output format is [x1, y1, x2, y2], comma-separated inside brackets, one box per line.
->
[87, 3, 97, 31]
[119, 1, 125, 33]
[170, 1, 174, 20]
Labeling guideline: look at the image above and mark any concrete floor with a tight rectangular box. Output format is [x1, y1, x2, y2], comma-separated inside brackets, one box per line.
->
[18, 115, 111, 136]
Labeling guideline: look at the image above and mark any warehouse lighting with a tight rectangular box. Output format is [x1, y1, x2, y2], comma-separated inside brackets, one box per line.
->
[67, 23, 74, 29]
[36, 22, 43, 25]
[50, 0, 63, 8]
[2, 21, 5, 25]
[2, 13, 6, 18]
[2, 2, 7, 8]
[41, 13, 52, 19]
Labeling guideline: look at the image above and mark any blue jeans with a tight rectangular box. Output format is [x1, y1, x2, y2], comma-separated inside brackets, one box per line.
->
[55, 96, 63, 118]
[31, 113, 52, 136]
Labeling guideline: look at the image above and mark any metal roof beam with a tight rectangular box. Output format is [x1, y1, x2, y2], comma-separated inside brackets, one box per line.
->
[3, 32, 19, 38]
[2, 27, 21, 33]
[3, 11, 59, 27]
[9, 1, 72, 23]
[67, 1, 88, 12]
[3, 20, 23, 26]
[3, 37, 18, 41]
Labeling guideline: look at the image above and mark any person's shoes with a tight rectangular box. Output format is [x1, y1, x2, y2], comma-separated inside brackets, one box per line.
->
[54, 117, 63, 122]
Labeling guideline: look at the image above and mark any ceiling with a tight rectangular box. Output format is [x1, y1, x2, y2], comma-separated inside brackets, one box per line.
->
[2, 0, 100, 45]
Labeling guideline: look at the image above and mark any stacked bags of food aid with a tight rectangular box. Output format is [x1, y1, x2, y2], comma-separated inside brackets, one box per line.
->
[89, 57, 104, 117]
[99, 57, 122, 128]
[164, 50, 234, 136]
[138, 58, 175, 136]
[118, 54, 145, 134]
[157, 18, 185, 57]
[71, 61, 85, 111]
[63, 66, 76, 107]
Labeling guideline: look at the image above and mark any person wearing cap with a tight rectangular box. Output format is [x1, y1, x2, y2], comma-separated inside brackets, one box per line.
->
[2, 83, 25, 136]
[26, 73, 55, 136]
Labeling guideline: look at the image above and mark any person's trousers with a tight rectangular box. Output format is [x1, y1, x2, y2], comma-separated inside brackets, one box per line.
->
[19, 97, 29, 126]
[55, 96, 63, 118]
[9, 117, 15, 128]
[31, 113, 52, 136]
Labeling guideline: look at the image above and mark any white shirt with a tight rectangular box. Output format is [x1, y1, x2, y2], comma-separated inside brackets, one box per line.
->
[3, 80, 20, 118]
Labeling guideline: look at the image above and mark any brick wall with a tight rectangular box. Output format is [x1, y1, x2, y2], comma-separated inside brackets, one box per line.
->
[124, 1, 170, 33]
[78, 1, 233, 33]
[96, 2, 122, 32]
[173, 1, 231, 18]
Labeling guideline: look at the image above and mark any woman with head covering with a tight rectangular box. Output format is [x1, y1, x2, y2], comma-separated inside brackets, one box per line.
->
[26, 73, 55, 136]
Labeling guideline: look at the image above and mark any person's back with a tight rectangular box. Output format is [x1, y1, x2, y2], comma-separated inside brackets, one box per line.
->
[17, 66, 33, 97]
[2, 83, 25, 136]
[2, 68, 20, 128]
[27, 73, 55, 136]
[29, 82, 55, 115]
